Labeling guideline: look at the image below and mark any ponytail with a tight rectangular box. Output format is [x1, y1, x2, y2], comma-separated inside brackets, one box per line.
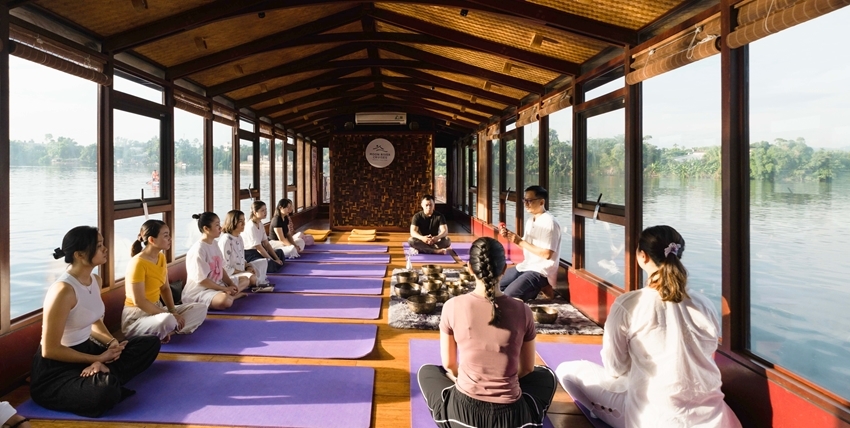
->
[131, 219, 167, 257]
[638, 225, 689, 303]
[468, 237, 507, 326]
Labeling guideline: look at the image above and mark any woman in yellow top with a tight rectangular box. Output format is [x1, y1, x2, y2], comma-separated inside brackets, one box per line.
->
[121, 219, 207, 342]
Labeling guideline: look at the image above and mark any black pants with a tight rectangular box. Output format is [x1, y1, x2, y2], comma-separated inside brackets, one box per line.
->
[417, 364, 557, 428]
[245, 248, 285, 273]
[408, 236, 452, 254]
[30, 336, 161, 418]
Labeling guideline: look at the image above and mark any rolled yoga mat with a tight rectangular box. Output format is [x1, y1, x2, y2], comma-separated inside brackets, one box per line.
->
[303, 243, 388, 253]
[286, 252, 391, 264]
[408, 339, 556, 428]
[214, 293, 382, 320]
[271, 262, 386, 277]
[161, 318, 377, 359]
[402, 243, 458, 264]
[266, 276, 384, 295]
[17, 360, 375, 428]
[535, 343, 613, 428]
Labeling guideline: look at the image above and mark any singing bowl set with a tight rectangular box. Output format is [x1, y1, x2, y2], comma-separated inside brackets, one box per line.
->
[420, 279, 443, 293]
[457, 272, 474, 282]
[396, 271, 419, 284]
[428, 288, 450, 303]
[394, 283, 421, 299]
[421, 264, 443, 275]
[446, 281, 467, 296]
[426, 272, 447, 283]
[531, 307, 559, 324]
[407, 294, 438, 314]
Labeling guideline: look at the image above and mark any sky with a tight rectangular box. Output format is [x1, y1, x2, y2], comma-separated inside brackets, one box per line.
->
[8, 6, 850, 151]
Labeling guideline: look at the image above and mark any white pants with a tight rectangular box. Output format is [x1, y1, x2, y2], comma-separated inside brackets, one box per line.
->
[270, 232, 305, 258]
[556, 360, 627, 428]
[121, 302, 208, 340]
[0, 401, 17, 426]
[248, 258, 269, 283]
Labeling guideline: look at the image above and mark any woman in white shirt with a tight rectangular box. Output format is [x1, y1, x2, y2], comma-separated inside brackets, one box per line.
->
[219, 210, 268, 287]
[242, 201, 285, 274]
[181, 212, 248, 310]
[556, 225, 741, 428]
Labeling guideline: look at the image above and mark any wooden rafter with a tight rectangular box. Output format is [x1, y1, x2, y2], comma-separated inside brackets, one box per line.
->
[386, 67, 519, 106]
[235, 68, 367, 108]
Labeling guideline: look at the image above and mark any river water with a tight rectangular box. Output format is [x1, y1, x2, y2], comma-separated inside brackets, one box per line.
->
[8, 166, 850, 400]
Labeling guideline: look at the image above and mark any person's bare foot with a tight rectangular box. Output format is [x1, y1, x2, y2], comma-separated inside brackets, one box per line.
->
[435, 248, 448, 255]
[234, 292, 248, 299]
[540, 284, 555, 300]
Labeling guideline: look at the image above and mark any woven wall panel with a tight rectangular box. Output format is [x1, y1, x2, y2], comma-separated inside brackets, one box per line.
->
[378, 3, 606, 63]
[136, 3, 357, 67]
[330, 133, 433, 228]
[528, 0, 684, 30]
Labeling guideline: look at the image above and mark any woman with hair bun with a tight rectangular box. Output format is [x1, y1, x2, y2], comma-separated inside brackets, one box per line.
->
[556, 225, 741, 428]
[30, 226, 160, 418]
[181, 212, 248, 310]
[122, 219, 207, 342]
[417, 237, 557, 428]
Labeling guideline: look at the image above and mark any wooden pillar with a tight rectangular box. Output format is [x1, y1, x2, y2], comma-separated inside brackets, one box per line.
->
[203, 116, 213, 212]
[624, 47, 643, 292]
[97, 58, 115, 286]
[0, 4, 11, 332]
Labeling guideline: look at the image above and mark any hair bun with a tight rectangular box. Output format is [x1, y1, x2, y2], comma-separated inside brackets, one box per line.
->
[52, 247, 65, 260]
[192, 213, 201, 220]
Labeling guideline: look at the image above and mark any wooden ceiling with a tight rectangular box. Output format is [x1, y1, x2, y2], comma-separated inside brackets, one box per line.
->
[20, 0, 704, 140]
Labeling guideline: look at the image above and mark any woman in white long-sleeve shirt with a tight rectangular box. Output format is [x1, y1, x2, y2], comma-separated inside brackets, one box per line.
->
[556, 225, 741, 428]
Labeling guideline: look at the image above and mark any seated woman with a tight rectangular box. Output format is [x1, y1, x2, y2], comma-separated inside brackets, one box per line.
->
[418, 237, 557, 427]
[122, 219, 207, 342]
[242, 201, 286, 273]
[556, 225, 742, 428]
[269, 198, 312, 258]
[1, 401, 31, 428]
[30, 226, 160, 418]
[219, 210, 269, 289]
[181, 212, 249, 310]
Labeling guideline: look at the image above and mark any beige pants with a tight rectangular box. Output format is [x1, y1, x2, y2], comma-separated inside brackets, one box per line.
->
[121, 301, 208, 340]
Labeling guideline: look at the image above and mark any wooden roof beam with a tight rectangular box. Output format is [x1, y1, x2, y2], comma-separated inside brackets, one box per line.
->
[387, 67, 519, 106]
[394, 96, 490, 124]
[380, 43, 544, 94]
[464, 0, 637, 46]
[285, 101, 476, 131]
[370, 8, 581, 76]
[387, 83, 502, 116]
[167, 6, 365, 79]
[257, 86, 378, 118]
[234, 69, 366, 109]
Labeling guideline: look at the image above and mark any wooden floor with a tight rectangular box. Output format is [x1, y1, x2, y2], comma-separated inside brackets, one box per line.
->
[2, 222, 602, 428]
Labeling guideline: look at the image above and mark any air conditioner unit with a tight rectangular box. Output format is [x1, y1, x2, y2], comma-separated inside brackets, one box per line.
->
[355, 112, 407, 125]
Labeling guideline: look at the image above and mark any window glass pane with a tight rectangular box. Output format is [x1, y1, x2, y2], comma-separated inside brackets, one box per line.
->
[470, 147, 478, 187]
[114, 72, 163, 104]
[174, 109, 205, 256]
[9, 57, 98, 318]
[585, 76, 624, 101]
[306, 144, 313, 207]
[462, 147, 468, 211]
[260, 137, 271, 205]
[522, 122, 540, 227]
[114, 214, 164, 281]
[275, 138, 284, 203]
[297, 138, 305, 211]
[287, 149, 295, 187]
[643, 55, 722, 319]
[505, 121, 516, 132]
[749, 8, 850, 401]
[506, 201, 517, 232]
[114, 110, 161, 201]
[585, 220, 625, 287]
[548, 107, 573, 263]
[240, 139, 254, 193]
[287, 190, 295, 202]
[435, 147, 447, 203]
[491, 139, 500, 225]
[240, 198, 255, 215]
[239, 119, 254, 133]
[586, 109, 625, 205]
[323, 147, 330, 203]
[213, 122, 233, 217]
[505, 138, 517, 231]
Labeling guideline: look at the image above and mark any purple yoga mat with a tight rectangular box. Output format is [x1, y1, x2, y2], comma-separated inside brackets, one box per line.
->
[214, 293, 382, 319]
[17, 360, 374, 428]
[402, 243, 458, 264]
[303, 243, 388, 253]
[161, 318, 377, 358]
[535, 343, 613, 428]
[267, 276, 384, 295]
[271, 262, 387, 277]
[286, 252, 391, 264]
[409, 339, 555, 428]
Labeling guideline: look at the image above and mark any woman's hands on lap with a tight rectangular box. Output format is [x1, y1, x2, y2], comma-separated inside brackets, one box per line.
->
[81, 361, 110, 377]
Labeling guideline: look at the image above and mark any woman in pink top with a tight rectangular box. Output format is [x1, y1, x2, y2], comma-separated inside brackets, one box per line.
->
[417, 237, 557, 427]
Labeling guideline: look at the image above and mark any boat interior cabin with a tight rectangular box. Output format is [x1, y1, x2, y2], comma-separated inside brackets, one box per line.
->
[1, 0, 850, 427]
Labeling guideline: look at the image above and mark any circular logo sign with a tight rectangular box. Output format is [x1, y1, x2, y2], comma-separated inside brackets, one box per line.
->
[365, 138, 395, 168]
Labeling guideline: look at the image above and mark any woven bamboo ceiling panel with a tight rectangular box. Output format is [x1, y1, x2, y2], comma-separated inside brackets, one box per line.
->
[333, 50, 371, 61]
[378, 3, 606, 63]
[228, 69, 360, 101]
[32, 0, 214, 37]
[271, 98, 338, 119]
[252, 88, 320, 111]
[320, 21, 366, 35]
[135, 4, 356, 67]
[405, 43, 561, 85]
[528, 0, 685, 29]
[431, 87, 507, 111]
[377, 49, 417, 62]
[374, 21, 418, 34]
[418, 70, 531, 101]
[190, 43, 345, 88]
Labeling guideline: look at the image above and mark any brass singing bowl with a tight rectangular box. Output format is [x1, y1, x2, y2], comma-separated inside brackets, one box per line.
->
[407, 294, 438, 314]
[428, 288, 451, 303]
[446, 281, 467, 296]
[426, 273, 446, 283]
[532, 307, 559, 324]
[396, 271, 419, 284]
[394, 283, 421, 299]
[420, 279, 443, 293]
[457, 272, 474, 282]
[421, 264, 443, 275]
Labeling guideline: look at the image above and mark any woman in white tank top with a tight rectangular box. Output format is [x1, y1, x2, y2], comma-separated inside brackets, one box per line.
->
[29, 226, 160, 418]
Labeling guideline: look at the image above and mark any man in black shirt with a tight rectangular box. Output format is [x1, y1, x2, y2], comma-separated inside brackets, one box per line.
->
[408, 194, 451, 254]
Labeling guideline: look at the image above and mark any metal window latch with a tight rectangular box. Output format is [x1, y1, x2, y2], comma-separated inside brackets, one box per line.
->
[593, 193, 603, 223]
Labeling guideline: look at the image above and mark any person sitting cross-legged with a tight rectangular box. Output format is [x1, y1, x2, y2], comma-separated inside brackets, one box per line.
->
[408, 194, 451, 254]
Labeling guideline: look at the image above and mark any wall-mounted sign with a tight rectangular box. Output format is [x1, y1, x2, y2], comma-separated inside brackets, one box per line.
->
[365, 138, 395, 168]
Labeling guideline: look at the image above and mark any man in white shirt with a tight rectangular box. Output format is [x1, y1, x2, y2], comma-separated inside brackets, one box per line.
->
[499, 186, 561, 301]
